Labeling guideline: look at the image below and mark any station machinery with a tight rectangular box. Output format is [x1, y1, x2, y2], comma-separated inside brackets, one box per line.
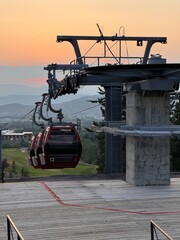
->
[28, 26, 180, 173]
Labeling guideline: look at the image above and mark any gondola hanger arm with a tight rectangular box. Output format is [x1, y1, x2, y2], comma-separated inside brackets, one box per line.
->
[47, 94, 62, 113]
[32, 102, 44, 127]
[39, 93, 52, 122]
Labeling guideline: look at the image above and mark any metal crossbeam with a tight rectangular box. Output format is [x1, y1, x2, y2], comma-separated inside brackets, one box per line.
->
[45, 63, 180, 87]
[57, 35, 167, 43]
[44, 64, 88, 71]
[57, 35, 167, 65]
[92, 124, 180, 136]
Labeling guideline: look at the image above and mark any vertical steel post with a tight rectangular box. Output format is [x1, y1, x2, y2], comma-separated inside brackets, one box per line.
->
[7, 216, 11, 240]
[150, 221, 154, 240]
[104, 86, 123, 174]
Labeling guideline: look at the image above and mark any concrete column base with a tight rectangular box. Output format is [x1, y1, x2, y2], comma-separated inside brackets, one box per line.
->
[126, 92, 170, 186]
[126, 136, 170, 185]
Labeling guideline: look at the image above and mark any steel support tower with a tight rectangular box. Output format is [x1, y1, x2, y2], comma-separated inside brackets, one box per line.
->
[44, 33, 180, 179]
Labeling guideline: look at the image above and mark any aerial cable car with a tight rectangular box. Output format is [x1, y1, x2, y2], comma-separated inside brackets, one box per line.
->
[29, 93, 82, 169]
[42, 121, 82, 169]
[28, 135, 38, 167]
[34, 94, 52, 168]
[28, 101, 44, 168]
[42, 94, 82, 169]
[32, 95, 51, 169]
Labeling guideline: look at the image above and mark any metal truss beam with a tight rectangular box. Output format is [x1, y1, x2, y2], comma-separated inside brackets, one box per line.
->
[57, 35, 167, 65]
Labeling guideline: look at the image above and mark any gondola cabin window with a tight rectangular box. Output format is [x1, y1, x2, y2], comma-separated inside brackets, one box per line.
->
[48, 129, 76, 144]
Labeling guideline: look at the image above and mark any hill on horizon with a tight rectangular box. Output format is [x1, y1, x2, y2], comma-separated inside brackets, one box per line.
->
[0, 93, 89, 106]
[0, 84, 100, 98]
[0, 95, 102, 120]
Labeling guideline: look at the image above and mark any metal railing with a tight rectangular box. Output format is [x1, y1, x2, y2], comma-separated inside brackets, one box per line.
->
[71, 55, 142, 67]
[6, 216, 174, 240]
[7, 215, 24, 240]
[150, 220, 173, 240]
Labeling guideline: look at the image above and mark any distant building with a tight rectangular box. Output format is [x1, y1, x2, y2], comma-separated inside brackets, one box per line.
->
[2, 130, 33, 142]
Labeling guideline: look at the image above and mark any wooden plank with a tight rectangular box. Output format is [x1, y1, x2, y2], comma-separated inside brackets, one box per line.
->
[0, 177, 180, 239]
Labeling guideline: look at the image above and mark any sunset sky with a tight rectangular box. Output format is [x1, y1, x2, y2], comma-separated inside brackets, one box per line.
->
[0, 0, 180, 94]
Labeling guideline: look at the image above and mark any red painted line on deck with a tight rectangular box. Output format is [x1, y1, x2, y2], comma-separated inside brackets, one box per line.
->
[40, 181, 180, 215]
[41, 181, 65, 205]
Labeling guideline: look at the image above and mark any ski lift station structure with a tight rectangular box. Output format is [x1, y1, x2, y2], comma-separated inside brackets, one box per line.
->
[44, 31, 180, 186]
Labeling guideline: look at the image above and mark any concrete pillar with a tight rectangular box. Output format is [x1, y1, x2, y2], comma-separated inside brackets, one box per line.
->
[104, 86, 123, 174]
[126, 92, 170, 185]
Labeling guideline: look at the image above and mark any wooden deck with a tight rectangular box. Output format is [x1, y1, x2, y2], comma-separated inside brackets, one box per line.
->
[1, 176, 180, 239]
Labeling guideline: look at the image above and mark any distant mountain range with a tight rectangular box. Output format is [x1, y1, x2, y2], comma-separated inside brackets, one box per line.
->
[0, 83, 100, 105]
[0, 95, 102, 120]
[0, 94, 88, 106]
[0, 83, 102, 120]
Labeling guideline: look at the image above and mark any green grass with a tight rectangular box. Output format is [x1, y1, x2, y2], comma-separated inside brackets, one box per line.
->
[2, 148, 97, 179]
